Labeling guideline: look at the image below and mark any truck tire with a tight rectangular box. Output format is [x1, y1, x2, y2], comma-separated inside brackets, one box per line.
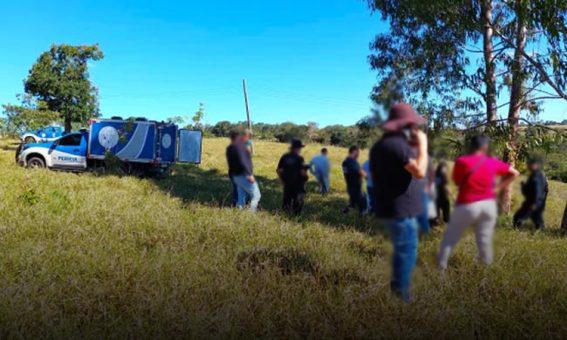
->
[24, 136, 36, 144]
[27, 156, 46, 169]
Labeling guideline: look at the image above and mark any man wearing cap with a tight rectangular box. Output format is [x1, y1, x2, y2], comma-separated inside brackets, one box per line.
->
[277, 139, 309, 215]
[513, 156, 549, 230]
[370, 103, 429, 303]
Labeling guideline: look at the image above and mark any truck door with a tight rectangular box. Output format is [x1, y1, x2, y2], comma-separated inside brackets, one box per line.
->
[177, 129, 203, 164]
[50, 133, 88, 170]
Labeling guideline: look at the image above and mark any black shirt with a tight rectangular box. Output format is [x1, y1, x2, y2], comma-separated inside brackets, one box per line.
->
[277, 152, 307, 190]
[342, 157, 362, 189]
[226, 143, 239, 177]
[370, 133, 422, 219]
[521, 170, 548, 207]
[227, 142, 254, 177]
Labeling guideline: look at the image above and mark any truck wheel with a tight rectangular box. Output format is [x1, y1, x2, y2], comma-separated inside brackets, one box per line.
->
[27, 156, 46, 169]
[24, 137, 36, 144]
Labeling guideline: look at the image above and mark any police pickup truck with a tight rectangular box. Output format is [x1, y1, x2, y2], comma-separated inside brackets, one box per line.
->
[17, 118, 203, 175]
[21, 124, 65, 144]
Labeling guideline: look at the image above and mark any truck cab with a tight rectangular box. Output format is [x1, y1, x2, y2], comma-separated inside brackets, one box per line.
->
[18, 132, 88, 170]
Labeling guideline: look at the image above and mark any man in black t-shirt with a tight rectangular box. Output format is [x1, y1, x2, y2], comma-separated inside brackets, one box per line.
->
[226, 131, 241, 207]
[277, 139, 309, 215]
[370, 103, 428, 303]
[342, 146, 367, 214]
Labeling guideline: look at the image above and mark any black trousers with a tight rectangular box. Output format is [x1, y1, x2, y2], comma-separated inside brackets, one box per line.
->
[436, 194, 451, 223]
[283, 185, 305, 215]
[347, 186, 367, 213]
[513, 202, 545, 229]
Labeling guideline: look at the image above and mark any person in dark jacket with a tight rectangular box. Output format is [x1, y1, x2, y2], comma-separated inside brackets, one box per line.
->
[342, 146, 367, 214]
[277, 139, 309, 215]
[513, 157, 549, 230]
[226, 131, 241, 206]
[434, 161, 451, 224]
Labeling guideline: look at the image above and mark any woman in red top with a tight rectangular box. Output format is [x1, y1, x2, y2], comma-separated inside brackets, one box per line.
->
[438, 136, 519, 269]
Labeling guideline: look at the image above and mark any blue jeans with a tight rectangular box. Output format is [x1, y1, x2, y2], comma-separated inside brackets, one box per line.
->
[417, 191, 430, 234]
[233, 175, 261, 213]
[384, 217, 419, 302]
[367, 186, 375, 213]
[315, 172, 330, 194]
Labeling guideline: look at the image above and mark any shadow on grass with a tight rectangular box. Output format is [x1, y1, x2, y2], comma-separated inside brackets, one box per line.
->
[152, 164, 388, 236]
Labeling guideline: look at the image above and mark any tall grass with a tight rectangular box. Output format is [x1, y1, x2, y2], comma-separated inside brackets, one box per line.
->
[0, 137, 566, 338]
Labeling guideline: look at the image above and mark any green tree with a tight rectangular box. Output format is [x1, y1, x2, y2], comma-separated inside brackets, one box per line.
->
[366, 0, 567, 212]
[1, 94, 59, 135]
[24, 44, 104, 133]
[191, 103, 206, 129]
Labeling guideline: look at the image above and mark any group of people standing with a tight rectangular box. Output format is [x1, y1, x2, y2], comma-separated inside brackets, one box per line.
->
[225, 103, 551, 303]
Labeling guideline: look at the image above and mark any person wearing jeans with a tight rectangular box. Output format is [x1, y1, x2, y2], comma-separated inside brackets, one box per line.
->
[438, 136, 519, 269]
[386, 217, 418, 299]
[370, 103, 429, 302]
[232, 175, 261, 213]
[232, 133, 261, 213]
[309, 148, 331, 194]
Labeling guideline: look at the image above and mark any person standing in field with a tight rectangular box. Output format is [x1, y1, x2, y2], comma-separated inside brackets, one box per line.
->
[438, 136, 519, 270]
[434, 161, 451, 224]
[513, 156, 549, 230]
[225, 131, 241, 207]
[232, 132, 262, 213]
[342, 146, 367, 214]
[362, 159, 375, 213]
[370, 103, 429, 303]
[416, 158, 435, 234]
[309, 148, 331, 194]
[244, 129, 254, 155]
[277, 139, 309, 215]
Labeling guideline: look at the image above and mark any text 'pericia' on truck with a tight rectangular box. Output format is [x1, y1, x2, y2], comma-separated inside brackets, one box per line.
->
[16, 117, 203, 177]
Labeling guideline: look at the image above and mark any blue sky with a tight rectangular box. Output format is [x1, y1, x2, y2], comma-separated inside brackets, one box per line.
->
[0, 0, 565, 126]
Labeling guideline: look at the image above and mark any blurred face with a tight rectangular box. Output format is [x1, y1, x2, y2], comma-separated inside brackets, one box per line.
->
[478, 144, 490, 155]
[351, 150, 360, 160]
[241, 134, 250, 142]
[529, 162, 541, 172]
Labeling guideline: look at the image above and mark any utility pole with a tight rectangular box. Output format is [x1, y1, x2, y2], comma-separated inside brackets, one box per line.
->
[242, 79, 254, 155]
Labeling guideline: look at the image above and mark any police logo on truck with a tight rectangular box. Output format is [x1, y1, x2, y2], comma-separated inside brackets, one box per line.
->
[162, 133, 172, 149]
[99, 126, 119, 149]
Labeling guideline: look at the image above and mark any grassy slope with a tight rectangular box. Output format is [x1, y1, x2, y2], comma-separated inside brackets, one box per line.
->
[0, 137, 566, 338]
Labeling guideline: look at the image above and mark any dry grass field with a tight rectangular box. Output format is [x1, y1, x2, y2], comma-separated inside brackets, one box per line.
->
[0, 137, 566, 338]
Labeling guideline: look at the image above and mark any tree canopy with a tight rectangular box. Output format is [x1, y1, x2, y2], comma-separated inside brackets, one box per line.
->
[24, 44, 104, 132]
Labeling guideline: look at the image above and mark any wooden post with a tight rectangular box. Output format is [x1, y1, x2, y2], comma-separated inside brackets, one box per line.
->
[242, 79, 254, 155]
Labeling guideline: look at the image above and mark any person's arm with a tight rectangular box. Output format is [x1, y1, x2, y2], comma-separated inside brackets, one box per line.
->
[495, 166, 520, 193]
[276, 157, 284, 180]
[404, 130, 428, 179]
[237, 145, 255, 183]
[533, 174, 547, 208]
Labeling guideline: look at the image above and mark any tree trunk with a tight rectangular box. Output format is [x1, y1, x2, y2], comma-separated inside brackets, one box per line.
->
[501, 11, 528, 214]
[481, 0, 497, 123]
[64, 118, 72, 134]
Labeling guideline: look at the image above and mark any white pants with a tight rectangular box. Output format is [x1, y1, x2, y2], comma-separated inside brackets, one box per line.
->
[438, 199, 498, 269]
